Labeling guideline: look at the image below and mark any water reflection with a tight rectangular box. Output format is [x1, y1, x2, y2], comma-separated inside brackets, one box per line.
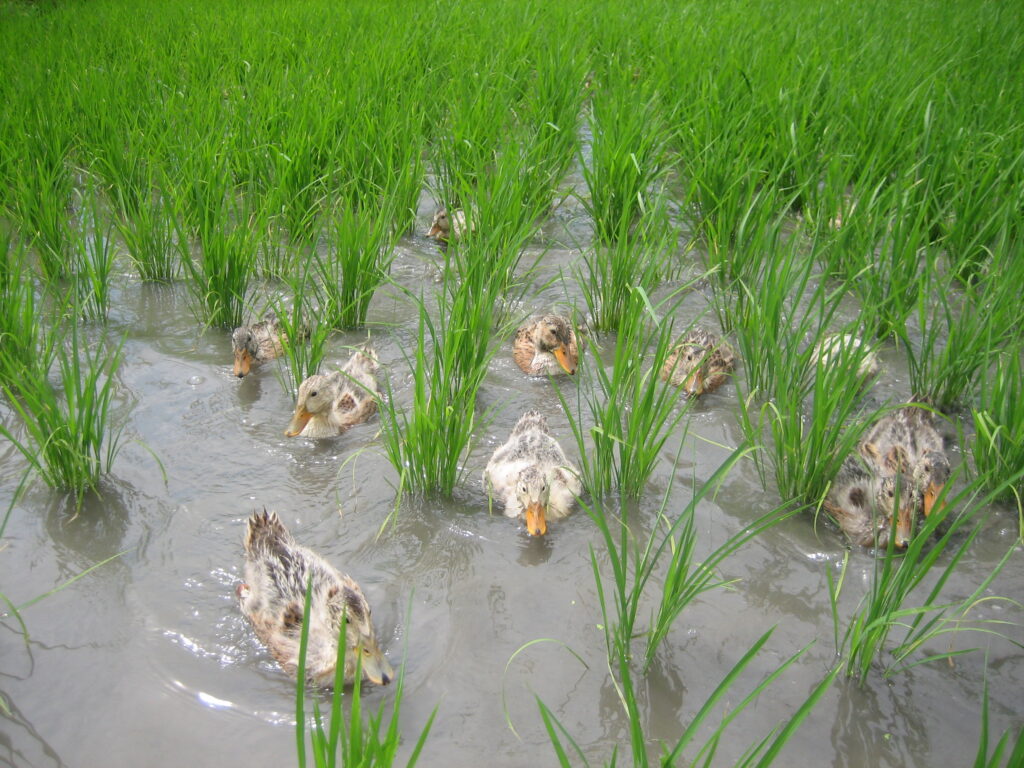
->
[0, 695, 68, 768]
[516, 530, 554, 566]
[831, 677, 929, 768]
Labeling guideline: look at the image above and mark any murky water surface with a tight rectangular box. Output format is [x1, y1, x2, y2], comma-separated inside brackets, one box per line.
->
[1, 193, 1021, 767]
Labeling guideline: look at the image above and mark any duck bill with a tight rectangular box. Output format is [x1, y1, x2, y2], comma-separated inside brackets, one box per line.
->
[234, 350, 252, 378]
[360, 647, 394, 686]
[426, 223, 443, 239]
[285, 407, 312, 437]
[893, 503, 913, 549]
[683, 369, 704, 397]
[524, 501, 547, 536]
[922, 482, 945, 518]
[552, 345, 576, 375]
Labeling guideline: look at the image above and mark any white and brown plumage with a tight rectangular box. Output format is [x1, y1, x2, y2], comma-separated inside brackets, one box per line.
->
[513, 315, 582, 376]
[484, 411, 582, 536]
[236, 509, 393, 686]
[285, 345, 380, 438]
[425, 208, 472, 244]
[824, 455, 916, 549]
[660, 327, 736, 397]
[860, 405, 951, 519]
[812, 333, 880, 380]
[232, 315, 285, 378]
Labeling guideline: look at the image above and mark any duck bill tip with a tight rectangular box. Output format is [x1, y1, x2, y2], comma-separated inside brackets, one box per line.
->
[552, 345, 576, 375]
[285, 409, 312, 437]
[524, 502, 547, 536]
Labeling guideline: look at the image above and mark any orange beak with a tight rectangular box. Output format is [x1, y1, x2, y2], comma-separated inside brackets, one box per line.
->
[234, 350, 252, 378]
[552, 345, 576, 375]
[524, 501, 547, 536]
[893, 502, 913, 549]
[683, 369, 704, 397]
[922, 482, 945, 518]
[427, 223, 443, 239]
[285, 407, 312, 437]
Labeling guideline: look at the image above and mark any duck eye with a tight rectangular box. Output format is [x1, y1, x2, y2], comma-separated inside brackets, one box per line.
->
[310, 390, 318, 398]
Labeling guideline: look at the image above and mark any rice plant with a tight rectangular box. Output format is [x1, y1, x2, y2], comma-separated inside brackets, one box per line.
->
[555, 287, 688, 501]
[294, 588, 436, 768]
[313, 195, 400, 330]
[0, 236, 45, 388]
[272, 270, 331, 401]
[377, 277, 501, 500]
[0, 324, 125, 502]
[972, 349, 1024, 532]
[579, 69, 670, 245]
[71, 188, 117, 323]
[900, 260, 1019, 411]
[114, 175, 178, 283]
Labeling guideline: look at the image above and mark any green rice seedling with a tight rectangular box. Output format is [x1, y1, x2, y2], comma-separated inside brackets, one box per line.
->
[900, 262, 1018, 412]
[832, 473, 1024, 684]
[579, 69, 670, 245]
[377, 276, 501, 501]
[0, 324, 125, 502]
[71, 188, 117, 323]
[178, 195, 262, 329]
[0, 236, 46, 389]
[294, 586, 436, 768]
[555, 287, 688, 501]
[972, 350, 1024, 521]
[974, 670, 1024, 768]
[313, 194, 400, 330]
[575, 205, 678, 333]
[272, 270, 331, 401]
[114, 175, 178, 283]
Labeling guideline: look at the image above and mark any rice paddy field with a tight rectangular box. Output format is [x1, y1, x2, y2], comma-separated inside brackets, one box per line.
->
[2, 0, 1023, 765]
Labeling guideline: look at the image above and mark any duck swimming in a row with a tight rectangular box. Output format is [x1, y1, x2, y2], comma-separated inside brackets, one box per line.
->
[232, 315, 285, 378]
[824, 454, 916, 549]
[484, 411, 582, 536]
[237, 509, 393, 686]
[513, 315, 582, 376]
[285, 345, 380, 438]
[426, 208, 472, 244]
[660, 327, 736, 397]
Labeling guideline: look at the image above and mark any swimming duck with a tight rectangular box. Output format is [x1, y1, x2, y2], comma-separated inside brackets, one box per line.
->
[660, 327, 736, 397]
[812, 333, 880, 380]
[484, 411, 582, 536]
[823, 454, 916, 548]
[513, 315, 582, 376]
[285, 345, 380, 438]
[237, 509, 393, 686]
[232, 315, 285, 378]
[426, 208, 472, 243]
[860, 405, 950, 518]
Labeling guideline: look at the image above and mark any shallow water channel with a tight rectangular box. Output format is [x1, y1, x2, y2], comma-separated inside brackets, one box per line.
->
[1, 191, 1022, 767]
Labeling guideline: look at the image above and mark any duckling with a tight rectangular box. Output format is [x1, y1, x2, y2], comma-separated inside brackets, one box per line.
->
[660, 327, 736, 397]
[860, 405, 950, 518]
[426, 208, 472, 244]
[232, 315, 285, 378]
[823, 454, 917, 548]
[484, 411, 582, 536]
[285, 345, 380, 438]
[513, 315, 582, 376]
[812, 333, 880, 380]
[237, 509, 393, 686]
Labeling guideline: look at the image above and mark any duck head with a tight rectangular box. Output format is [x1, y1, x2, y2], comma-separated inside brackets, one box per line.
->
[232, 327, 258, 377]
[533, 315, 577, 375]
[285, 373, 338, 437]
[515, 465, 551, 536]
[914, 450, 951, 517]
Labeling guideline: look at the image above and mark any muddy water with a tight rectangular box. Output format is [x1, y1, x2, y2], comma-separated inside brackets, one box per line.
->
[1, 194, 1022, 768]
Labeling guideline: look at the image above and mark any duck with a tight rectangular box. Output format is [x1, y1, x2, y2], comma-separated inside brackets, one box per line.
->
[823, 454, 917, 548]
[513, 315, 582, 376]
[232, 314, 285, 378]
[426, 207, 473, 244]
[484, 411, 582, 536]
[860, 404, 951, 518]
[285, 345, 380, 438]
[236, 509, 393, 686]
[660, 327, 736, 397]
[812, 333, 880, 380]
